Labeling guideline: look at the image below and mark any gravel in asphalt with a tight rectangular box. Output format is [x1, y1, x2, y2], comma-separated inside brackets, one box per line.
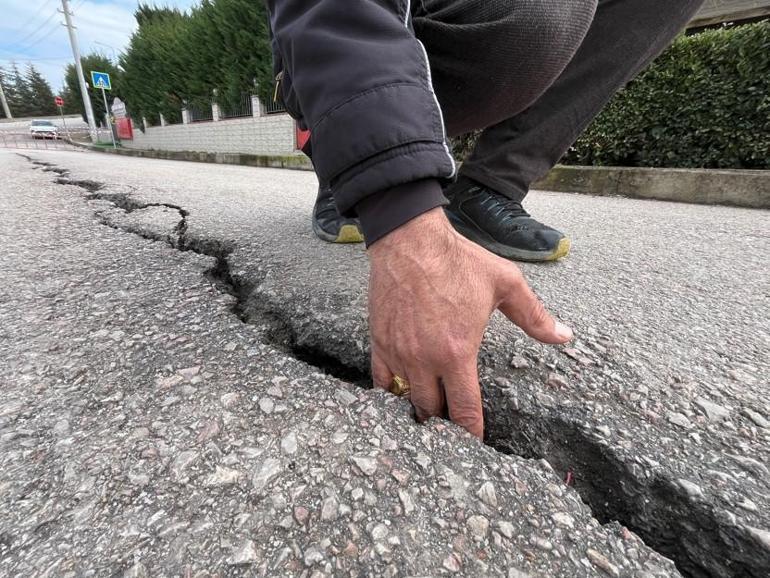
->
[0, 151, 688, 577]
[1, 149, 768, 577]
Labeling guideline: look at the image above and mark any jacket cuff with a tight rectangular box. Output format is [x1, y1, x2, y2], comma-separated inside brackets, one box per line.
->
[355, 179, 447, 247]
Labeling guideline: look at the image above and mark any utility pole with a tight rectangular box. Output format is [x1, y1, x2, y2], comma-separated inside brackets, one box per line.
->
[0, 79, 11, 119]
[60, 0, 96, 138]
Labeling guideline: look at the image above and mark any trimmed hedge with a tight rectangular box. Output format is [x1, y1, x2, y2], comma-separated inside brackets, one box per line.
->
[454, 22, 770, 170]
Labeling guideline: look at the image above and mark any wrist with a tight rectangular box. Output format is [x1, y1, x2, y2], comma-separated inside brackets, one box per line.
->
[368, 207, 455, 258]
[355, 179, 448, 247]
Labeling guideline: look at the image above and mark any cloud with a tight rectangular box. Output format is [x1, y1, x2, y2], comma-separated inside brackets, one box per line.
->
[1, 0, 198, 90]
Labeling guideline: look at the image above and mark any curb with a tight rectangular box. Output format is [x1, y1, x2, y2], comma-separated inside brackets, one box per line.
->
[534, 165, 769, 209]
[70, 141, 768, 209]
[69, 140, 314, 172]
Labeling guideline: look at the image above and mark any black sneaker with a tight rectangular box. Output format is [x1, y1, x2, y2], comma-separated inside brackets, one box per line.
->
[443, 176, 570, 262]
[312, 186, 365, 244]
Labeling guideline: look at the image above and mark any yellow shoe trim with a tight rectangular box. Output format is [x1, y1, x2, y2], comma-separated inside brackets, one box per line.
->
[546, 238, 571, 261]
[334, 224, 365, 244]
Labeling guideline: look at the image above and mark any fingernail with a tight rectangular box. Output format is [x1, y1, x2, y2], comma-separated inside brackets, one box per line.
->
[555, 321, 574, 341]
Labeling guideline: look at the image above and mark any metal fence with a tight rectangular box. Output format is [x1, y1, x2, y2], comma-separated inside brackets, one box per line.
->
[188, 100, 214, 123]
[264, 97, 287, 115]
[220, 93, 254, 119]
[0, 130, 84, 151]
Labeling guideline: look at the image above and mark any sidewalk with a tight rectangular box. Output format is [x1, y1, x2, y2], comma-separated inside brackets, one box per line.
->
[1, 149, 767, 576]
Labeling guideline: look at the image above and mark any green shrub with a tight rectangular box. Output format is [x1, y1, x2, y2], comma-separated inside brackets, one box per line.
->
[453, 22, 770, 170]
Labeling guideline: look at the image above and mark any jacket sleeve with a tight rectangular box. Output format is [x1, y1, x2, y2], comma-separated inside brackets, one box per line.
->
[265, 0, 456, 239]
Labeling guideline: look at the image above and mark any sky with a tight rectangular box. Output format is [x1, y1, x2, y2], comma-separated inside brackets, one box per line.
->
[0, 0, 199, 91]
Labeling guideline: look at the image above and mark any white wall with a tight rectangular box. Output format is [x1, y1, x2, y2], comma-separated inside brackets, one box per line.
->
[0, 115, 87, 133]
[123, 113, 299, 157]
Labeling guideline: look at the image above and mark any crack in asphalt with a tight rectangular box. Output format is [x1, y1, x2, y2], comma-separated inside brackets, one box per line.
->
[34, 157, 766, 578]
[52, 170, 371, 389]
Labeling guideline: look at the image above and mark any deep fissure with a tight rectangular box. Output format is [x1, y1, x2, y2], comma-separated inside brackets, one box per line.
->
[53, 173, 370, 388]
[40, 159, 762, 578]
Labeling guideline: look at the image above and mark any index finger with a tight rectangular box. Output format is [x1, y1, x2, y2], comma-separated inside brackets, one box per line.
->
[497, 266, 573, 344]
[442, 362, 484, 439]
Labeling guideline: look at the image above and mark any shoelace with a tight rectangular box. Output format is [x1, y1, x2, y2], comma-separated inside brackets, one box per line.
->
[473, 187, 530, 226]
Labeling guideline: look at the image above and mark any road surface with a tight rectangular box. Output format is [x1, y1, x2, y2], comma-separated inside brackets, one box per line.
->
[0, 149, 767, 577]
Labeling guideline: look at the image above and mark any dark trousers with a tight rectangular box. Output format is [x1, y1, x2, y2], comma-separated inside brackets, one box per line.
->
[414, 0, 704, 202]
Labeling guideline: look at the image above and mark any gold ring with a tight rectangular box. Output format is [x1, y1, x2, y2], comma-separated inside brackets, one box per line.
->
[391, 375, 411, 397]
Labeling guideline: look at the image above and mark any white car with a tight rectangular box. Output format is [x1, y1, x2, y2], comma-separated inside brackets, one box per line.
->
[29, 120, 60, 139]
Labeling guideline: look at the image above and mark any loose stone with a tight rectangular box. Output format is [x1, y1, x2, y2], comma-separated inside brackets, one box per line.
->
[259, 398, 274, 414]
[252, 458, 281, 492]
[742, 409, 769, 428]
[586, 548, 620, 577]
[177, 366, 201, 380]
[220, 392, 239, 408]
[334, 389, 358, 406]
[228, 540, 258, 566]
[370, 523, 389, 541]
[281, 432, 298, 455]
[497, 521, 514, 539]
[203, 466, 241, 487]
[398, 489, 415, 515]
[551, 512, 575, 528]
[351, 456, 377, 477]
[303, 546, 324, 567]
[677, 478, 704, 499]
[320, 496, 339, 521]
[546, 373, 568, 389]
[694, 397, 730, 422]
[467, 515, 489, 539]
[667, 412, 692, 429]
[442, 553, 462, 572]
[171, 450, 198, 481]
[294, 506, 309, 525]
[196, 419, 221, 443]
[477, 481, 498, 508]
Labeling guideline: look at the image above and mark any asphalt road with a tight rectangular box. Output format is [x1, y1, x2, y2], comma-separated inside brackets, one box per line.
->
[1, 149, 767, 577]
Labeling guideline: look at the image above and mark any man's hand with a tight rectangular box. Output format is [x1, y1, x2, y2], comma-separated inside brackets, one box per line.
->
[368, 207, 573, 438]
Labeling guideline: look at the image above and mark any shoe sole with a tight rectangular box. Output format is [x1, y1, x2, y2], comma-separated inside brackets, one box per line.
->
[313, 219, 365, 244]
[448, 213, 571, 262]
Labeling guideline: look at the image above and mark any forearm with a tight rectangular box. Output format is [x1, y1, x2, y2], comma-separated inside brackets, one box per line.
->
[265, 0, 455, 222]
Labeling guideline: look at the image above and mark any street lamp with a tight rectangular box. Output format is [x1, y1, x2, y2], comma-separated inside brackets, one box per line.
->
[94, 41, 122, 62]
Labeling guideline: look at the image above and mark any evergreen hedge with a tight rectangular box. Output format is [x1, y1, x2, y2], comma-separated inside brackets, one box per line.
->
[455, 21, 770, 170]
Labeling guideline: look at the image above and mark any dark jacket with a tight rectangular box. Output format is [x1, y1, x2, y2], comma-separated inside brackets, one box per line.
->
[265, 0, 456, 243]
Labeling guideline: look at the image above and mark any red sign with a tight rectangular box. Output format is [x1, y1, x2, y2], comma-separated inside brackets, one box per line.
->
[116, 117, 133, 140]
[55, 96, 64, 107]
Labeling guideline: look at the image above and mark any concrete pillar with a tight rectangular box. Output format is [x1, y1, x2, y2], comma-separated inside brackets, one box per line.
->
[251, 95, 264, 118]
[142, 117, 149, 131]
[181, 108, 190, 125]
[212, 102, 220, 122]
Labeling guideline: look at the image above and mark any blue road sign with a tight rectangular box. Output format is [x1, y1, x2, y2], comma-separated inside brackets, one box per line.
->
[90, 71, 111, 91]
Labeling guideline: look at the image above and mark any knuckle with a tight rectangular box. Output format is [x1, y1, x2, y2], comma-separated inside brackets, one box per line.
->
[444, 339, 469, 363]
[504, 262, 524, 284]
[410, 389, 442, 417]
[527, 299, 551, 328]
[449, 405, 483, 433]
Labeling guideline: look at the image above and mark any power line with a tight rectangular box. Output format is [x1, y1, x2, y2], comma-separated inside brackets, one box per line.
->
[8, 8, 60, 49]
[12, 1, 55, 42]
[17, 19, 66, 53]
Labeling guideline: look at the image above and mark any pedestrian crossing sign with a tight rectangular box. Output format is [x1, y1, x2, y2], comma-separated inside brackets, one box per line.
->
[90, 71, 111, 91]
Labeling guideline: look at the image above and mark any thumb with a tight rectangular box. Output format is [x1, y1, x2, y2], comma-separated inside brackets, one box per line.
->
[497, 265, 573, 344]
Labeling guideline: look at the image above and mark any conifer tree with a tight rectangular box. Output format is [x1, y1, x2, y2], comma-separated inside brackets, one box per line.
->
[26, 64, 58, 116]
